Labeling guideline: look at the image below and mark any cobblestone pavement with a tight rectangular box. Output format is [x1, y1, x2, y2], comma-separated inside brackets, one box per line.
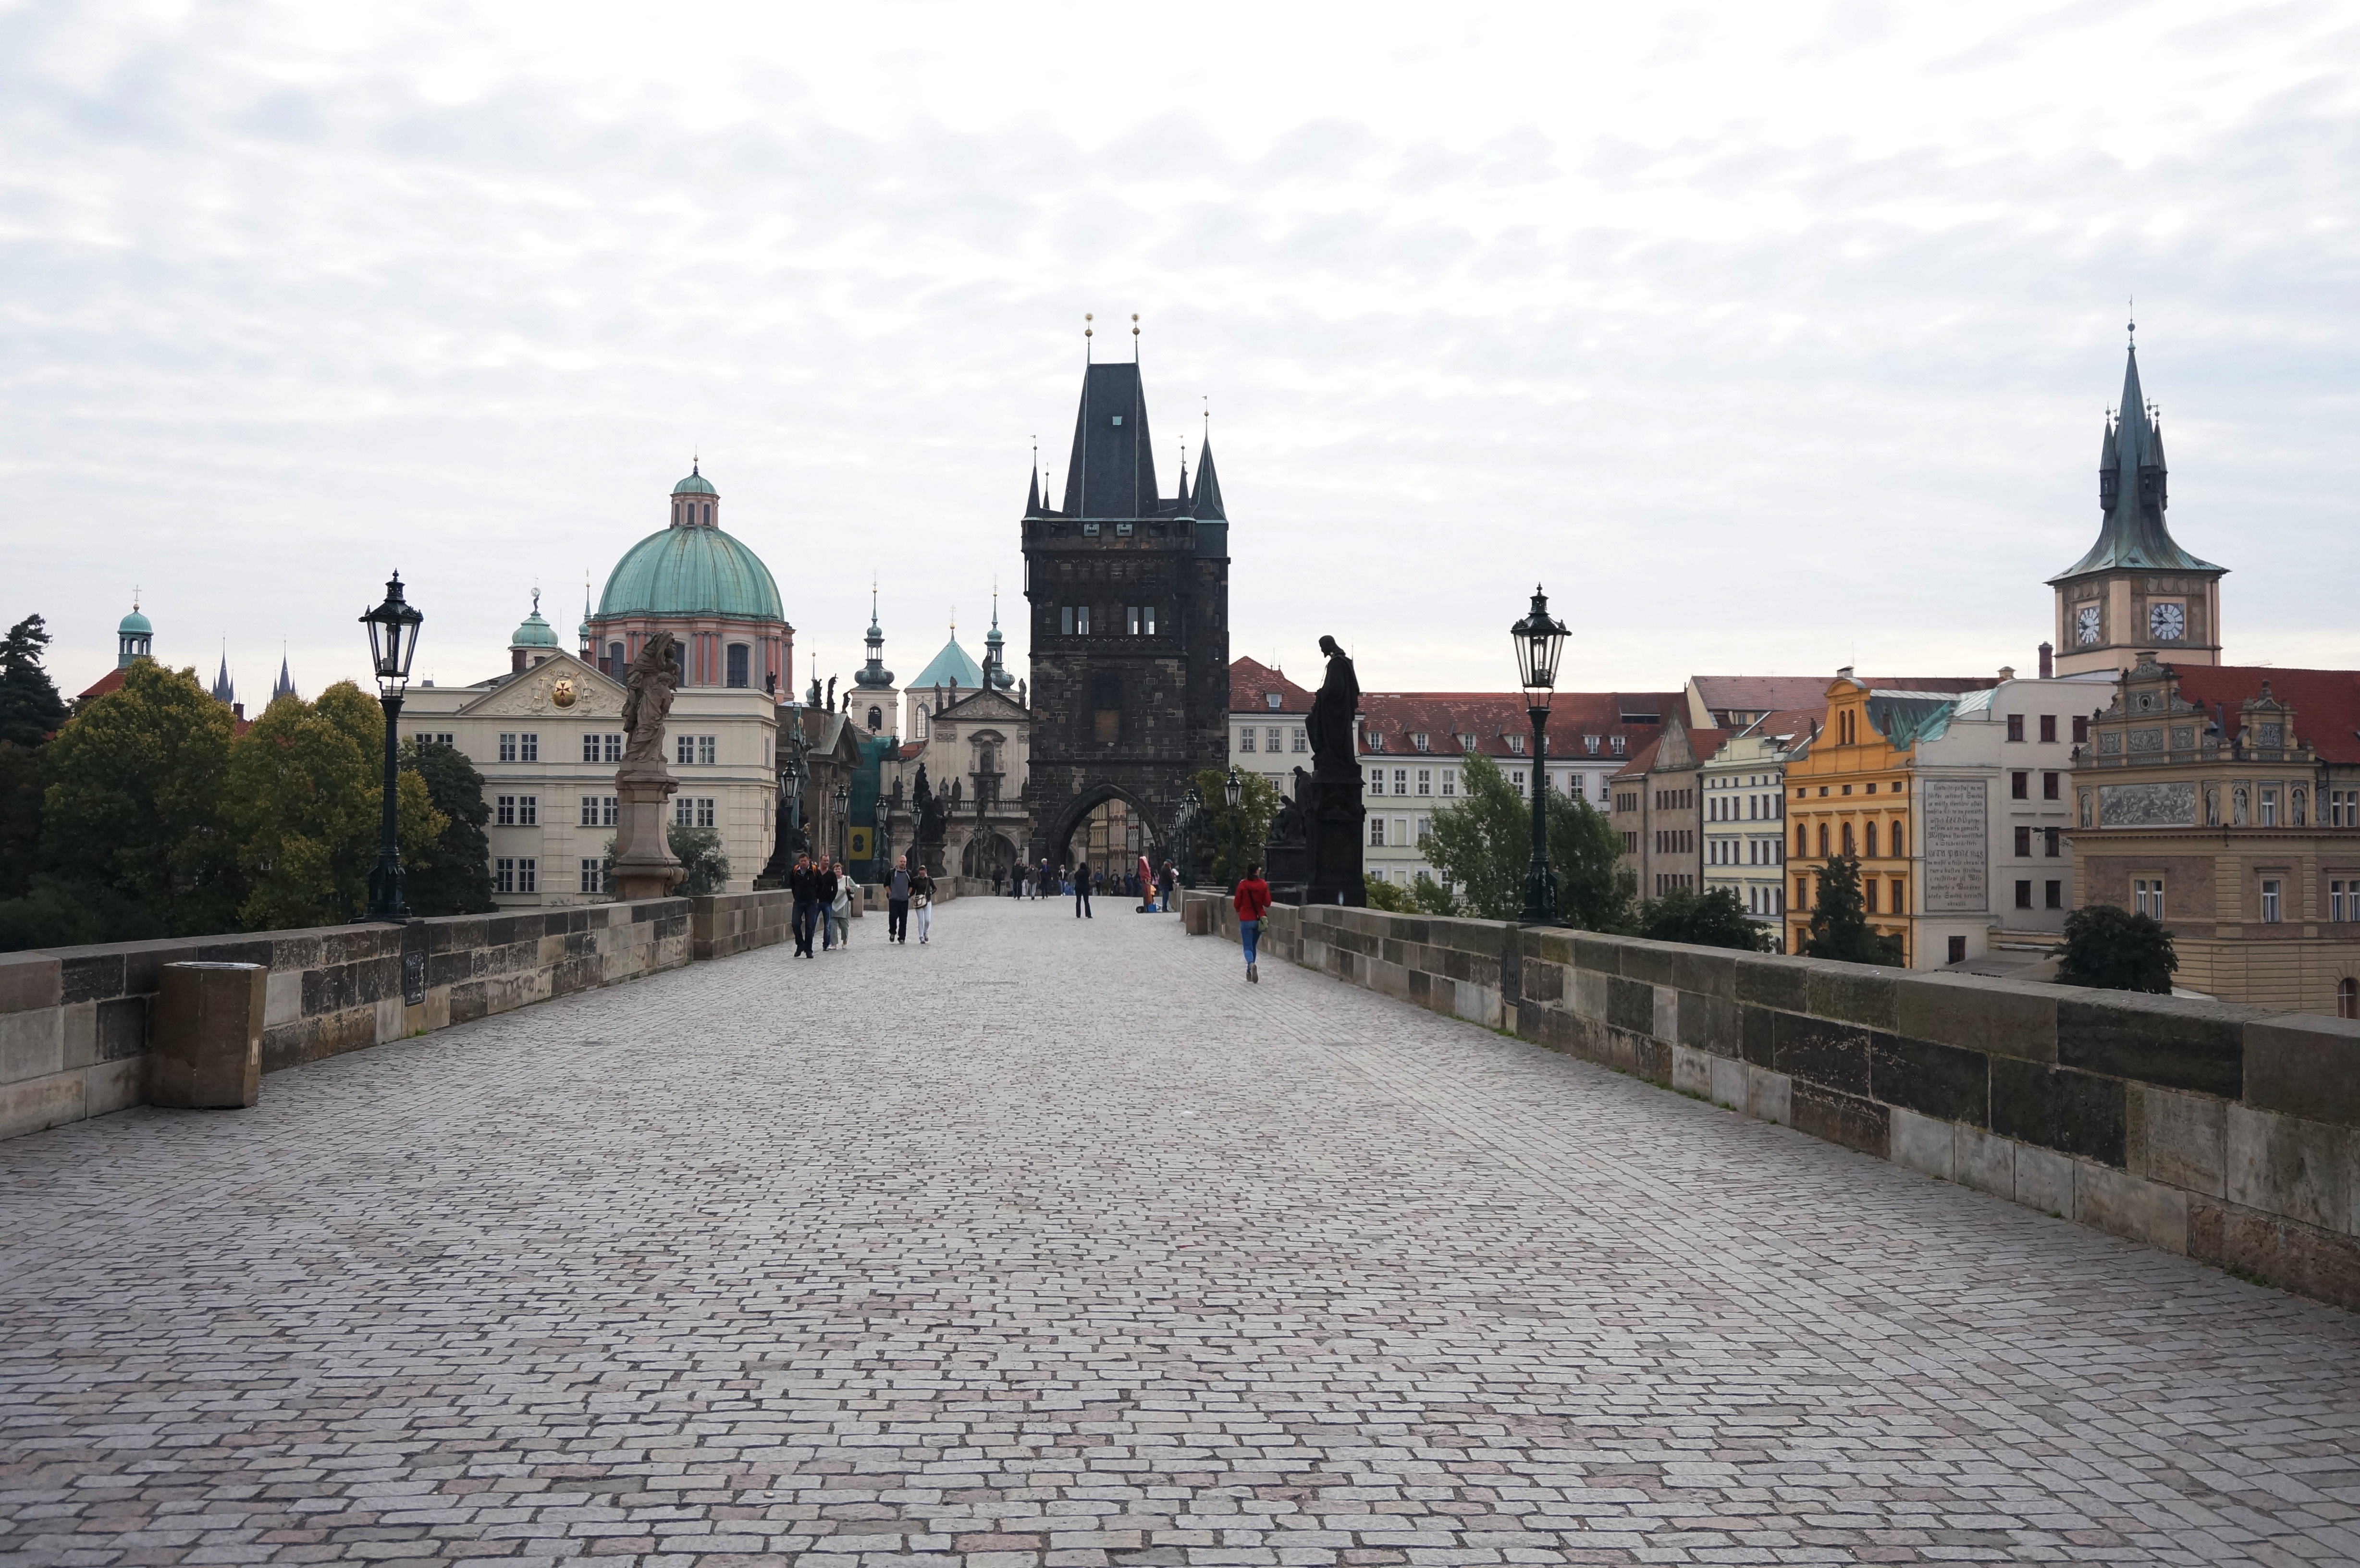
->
[5, 899, 2360, 1567]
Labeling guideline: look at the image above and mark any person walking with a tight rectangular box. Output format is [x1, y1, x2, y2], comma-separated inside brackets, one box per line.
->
[788, 852, 820, 959]
[1234, 862, 1273, 982]
[1160, 860, 1178, 913]
[911, 862, 935, 943]
[1136, 852, 1156, 913]
[816, 858, 840, 951]
[1011, 862, 1026, 900]
[887, 856, 912, 944]
[1073, 857, 1092, 919]
[829, 860, 854, 949]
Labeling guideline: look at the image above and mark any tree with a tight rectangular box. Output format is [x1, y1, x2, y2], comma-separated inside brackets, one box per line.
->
[1409, 872, 1463, 916]
[2058, 903, 2177, 993]
[1363, 874, 1417, 912]
[0, 615, 69, 748]
[41, 661, 244, 936]
[402, 738, 496, 916]
[223, 682, 444, 931]
[1194, 769, 1282, 888]
[1422, 751, 1635, 929]
[669, 823, 731, 896]
[1799, 853, 1904, 966]
[1635, 885, 1770, 951]
[0, 742, 42, 900]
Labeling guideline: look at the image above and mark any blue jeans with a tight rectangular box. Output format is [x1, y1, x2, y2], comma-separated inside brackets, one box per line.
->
[1241, 919, 1260, 967]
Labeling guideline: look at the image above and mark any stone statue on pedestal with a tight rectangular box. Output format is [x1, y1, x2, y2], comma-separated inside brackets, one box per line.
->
[612, 631, 686, 900]
[1296, 635, 1366, 906]
[1306, 634, 1360, 779]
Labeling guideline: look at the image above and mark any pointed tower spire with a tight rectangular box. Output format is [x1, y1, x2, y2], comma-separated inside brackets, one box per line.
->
[1026, 464, 1042, 516]
[1175, 440, 1191, 510]
[211, 648, 236, 707]
[1191, 438, 1226, 520]
[854, 580, 895, 690]
[985, 586, 1012, 689]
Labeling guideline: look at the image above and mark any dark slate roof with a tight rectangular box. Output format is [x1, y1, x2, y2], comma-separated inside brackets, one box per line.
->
[2052, 344, 2225, 581]
[1192, 439, 1225, 520]
[1061, 362, 1162, 520]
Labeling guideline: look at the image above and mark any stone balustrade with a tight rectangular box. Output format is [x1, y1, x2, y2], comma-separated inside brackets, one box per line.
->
[1186, 892, 2360, 1311]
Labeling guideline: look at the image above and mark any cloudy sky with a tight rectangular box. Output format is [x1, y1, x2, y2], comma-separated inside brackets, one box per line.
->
[7, 0, 2356, 705]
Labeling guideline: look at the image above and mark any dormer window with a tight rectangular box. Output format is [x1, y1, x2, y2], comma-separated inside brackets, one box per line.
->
[1367, 733, 1384, 753]
[1413, 732, 1429, 753]
[1265, 692, 1281, 710]
[1611, 735, 1626, 755]
[1508, 734, 1526, 756]
[1584, 734, 1600, 755]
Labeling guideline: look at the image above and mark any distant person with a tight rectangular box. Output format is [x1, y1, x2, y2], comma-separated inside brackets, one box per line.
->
[1160, 860, 1178, 912]
[888, 856, 912, 944]
[829, 861, 854, 949]
[911, 862, 935, 944]
[1011, 863, 1028, 900]
[788, 853, 821, 959]
[1136, 852, 1156, 913]
[816, 858, 840, 951]
[1073, 857, 1092, 919]
[1234, 861, 1273, 983]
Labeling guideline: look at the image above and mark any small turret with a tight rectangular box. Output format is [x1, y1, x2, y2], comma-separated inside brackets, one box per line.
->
[116, 598, 152, 669]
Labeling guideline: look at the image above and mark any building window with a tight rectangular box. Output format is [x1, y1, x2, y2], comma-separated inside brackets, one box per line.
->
[2045, 880, 2062, 909]
[2342, 978, 2357, 1020]
[606, 642, 625, 679]
[495, 857, 516, 893]
[698, 735, 715, 765]
[516, 795, 537, 826]
[581, 858, 604, 894]
[2007, 714, 2025, 742]
[1840, 822, 1855, 856]
[1416, 769, 1432, 796]
[516, 858, 536, 894]
[1863, 820, 1878, 858]
[2135, 877, 2165, 919]
[581, 733, 623, 763]
[2014, 826, 2032, 857]
[1796, 825, 1808, 858]
[1416, 816, 1431, 844]
[2072, 716, 2089, 744]
[2040, 714, 2057, 743]
[1890, 879, 1904, 912]
[2261, 789, 2279, 827]
[1370, 817, 1386, 847]
[1797, 876, 1810, 908]
[1239, 728, 1255, 753]
[677, 735, 694, 765]
[1864, 879, 1878, 913]
[726, 644, 749, 688]
[582, 795, 600, 826]
[697, 797, 715, 828]
[2334, 880, 2348, 922]
[2015, 880, 2033, 909]
[1816, 823, 1829, 858]
[1511, 770, 1526, 795]
[1393, 769, 1408, 794]
[498, 733, 517, 762]
[519, 733, 537, 762]
[1291, 729, 1307, 753]
[1266, 727, 1282, 752]
[496, 795, 516, 825]
[1508, 735, 1525, 756]
[1366, 766, 1383, 795]
[675, 797, 693, 827]
[2041, 772, 2059, 801]
[2262, 878, 2283, 923]
[868, 706, 883, 733]
[1441, 769, 1456, 797]
[1949, 935, 1967, 964]
[2011, 771, 2029, 800]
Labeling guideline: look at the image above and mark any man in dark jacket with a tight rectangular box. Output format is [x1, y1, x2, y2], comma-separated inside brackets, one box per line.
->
[1073, 857, 1092, 919]
[816, 861, 840, 950]
[788, 854, 821, 958]
[887, 856, 912, 943]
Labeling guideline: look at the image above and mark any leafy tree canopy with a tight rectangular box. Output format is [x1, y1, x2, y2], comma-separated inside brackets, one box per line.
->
[1799, 853, 1905, 967]
[669, 823, 731, 897]
[402, 738, 496, 916]
[42, 661, 244, 936]
[1421, 751, 1635, 930]
[1195, 769, 1282, 889]
[2057, 903, 2178, 993]
[0, 615, 70, 748]
[1363, 873, 1417, 912]
[1410, 872, 1463, 916]
[1636, 885, 1770, 951]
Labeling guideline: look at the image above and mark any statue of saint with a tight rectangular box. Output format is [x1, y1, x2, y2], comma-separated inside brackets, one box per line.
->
[621, 631, 680, 764]
[1305, 635, 1361, 777]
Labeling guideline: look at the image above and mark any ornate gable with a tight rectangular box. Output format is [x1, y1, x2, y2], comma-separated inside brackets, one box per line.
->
[455, 653, 625, 719]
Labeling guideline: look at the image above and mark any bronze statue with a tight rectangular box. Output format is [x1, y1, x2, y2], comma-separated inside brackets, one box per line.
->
[621, 631, 680, 764]
[1305, 634, 1360, 777]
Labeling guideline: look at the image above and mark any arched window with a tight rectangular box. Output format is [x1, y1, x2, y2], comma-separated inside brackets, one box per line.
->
[867, 705, 883, 733]
[1817, 823, 1830, 858]
[606, 641, 625, 679]
[725, 644, 749, 688]
[1864, 820, 1879, 858]
[1795, 824, 1808, 858]
[1841, 822, 1855, 857]
[2341, 978, 2356, 1020]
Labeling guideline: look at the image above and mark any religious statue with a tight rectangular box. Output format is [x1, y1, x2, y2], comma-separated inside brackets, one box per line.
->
[1305, 634, 1361, 778]
[826, 675, 838, 712]
[621, 631, 680, 764]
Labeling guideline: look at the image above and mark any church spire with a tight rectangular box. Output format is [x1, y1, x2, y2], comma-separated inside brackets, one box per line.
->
[2052, 331, 2217, 582]
[1191, 438, 1225, 520]
[854, 583, 896, 689]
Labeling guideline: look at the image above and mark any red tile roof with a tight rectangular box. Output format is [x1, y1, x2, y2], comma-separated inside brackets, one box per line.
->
[1352, 689, 1684, 765]
[1690, 674, 1995, 719]
[1610, 725, 1733, 782]
[76, 667, 127, 701]
[1228, 657, 1316, 714]
[2166, 665, 2360, 765]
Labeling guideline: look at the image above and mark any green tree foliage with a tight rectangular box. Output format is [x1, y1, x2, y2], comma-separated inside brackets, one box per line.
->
[41, 661, 244, 936]
[0, 741, 42, 900]
[1409, 872, 1463, 916]
[1422, 751, 1635, 929]
[223, 681, 445, 931]
[1194, 769, 1281, 888]
[401, 738, 496, 916]
[1799, 853, 1905, 966]
[1363, 874, 1418, 912]
[669, 823, 731, 896]
[2057, 903, 2178, 993]
[1636, 885, 1770, 951]
[0, 615, 70, 747]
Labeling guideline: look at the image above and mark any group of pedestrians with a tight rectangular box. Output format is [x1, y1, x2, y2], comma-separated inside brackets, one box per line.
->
[786, 853, 854, 958]
[1005, 856, 1180, 916]
[885, 855, 934, 944]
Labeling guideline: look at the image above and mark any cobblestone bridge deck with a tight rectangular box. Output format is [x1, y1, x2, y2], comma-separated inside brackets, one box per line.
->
[4, 898, 2358, 1566]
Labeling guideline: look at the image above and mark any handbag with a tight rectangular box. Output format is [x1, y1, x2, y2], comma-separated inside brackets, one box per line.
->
[913, 892, 931, 909]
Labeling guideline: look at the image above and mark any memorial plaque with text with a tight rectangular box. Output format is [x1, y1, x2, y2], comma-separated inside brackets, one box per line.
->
[1921, 777, 1987, 913]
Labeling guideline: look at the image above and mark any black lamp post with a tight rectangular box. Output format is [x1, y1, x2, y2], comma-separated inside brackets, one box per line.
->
[1512, 584, 1571, 926]
[1224, 765, 1244, 890]
[360, 573, 424, 922]
[832, 785, 849, 860]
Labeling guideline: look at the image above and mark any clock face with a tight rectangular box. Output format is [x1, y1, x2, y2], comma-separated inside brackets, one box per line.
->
[2076, 604, 2102, 646]
[2149, 601, 2186, 641]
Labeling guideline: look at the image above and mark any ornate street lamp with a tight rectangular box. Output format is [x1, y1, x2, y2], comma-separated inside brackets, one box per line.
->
[1511, 584, 1570, 925]
[360, 573, 424, 921]
[1224, 765, 1244, 891]
[832, 785, 849, 860]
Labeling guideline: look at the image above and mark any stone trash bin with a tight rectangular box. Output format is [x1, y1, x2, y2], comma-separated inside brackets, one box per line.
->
[150, 961, 267, 1110]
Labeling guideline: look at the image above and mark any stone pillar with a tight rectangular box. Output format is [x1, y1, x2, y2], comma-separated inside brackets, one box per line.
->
[1303, 770, 1368, 907]
[150, 961, 266, 1109]
[612, 761, 684, 901]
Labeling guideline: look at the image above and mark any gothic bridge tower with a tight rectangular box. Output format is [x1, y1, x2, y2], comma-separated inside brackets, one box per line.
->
[1020, 355, 1231, 864]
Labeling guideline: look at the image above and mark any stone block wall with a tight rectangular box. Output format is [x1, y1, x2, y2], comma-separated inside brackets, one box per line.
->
[1, 892, 790, 1143]
[1184, 892, 2360, 1311]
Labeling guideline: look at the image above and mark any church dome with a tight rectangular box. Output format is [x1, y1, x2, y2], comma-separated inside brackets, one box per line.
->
[118, 608, 152, 637]
[673, 467, 718, 497]
[510, 609, 559, 649]
[599, 525, 784, 622]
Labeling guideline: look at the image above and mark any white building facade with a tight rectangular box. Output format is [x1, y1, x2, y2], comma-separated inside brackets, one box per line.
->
[1699, 722, 1800, 942]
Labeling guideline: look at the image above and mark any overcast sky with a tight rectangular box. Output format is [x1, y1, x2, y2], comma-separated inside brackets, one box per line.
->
[7, 0, 2356, 705]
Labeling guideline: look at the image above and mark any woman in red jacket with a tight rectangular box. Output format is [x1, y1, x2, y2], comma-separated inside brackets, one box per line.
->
[1232, 863, 1273, 983]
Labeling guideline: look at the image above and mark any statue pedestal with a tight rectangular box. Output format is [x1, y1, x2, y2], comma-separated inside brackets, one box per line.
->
[611, 763, 684, 901]
[1301, 769, 1367, 907]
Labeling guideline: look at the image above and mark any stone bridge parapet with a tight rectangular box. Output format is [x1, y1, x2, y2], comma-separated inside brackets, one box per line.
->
[1188, 892, 2360, 1312]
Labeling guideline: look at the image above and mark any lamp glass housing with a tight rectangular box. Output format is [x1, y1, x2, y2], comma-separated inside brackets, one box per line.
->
[1511, 584, 1570, 704]
[1224, 767, 1243, 808]
[360, 573, 424, 690]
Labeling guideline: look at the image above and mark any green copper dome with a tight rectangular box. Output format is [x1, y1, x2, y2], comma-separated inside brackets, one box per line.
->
[599, 525, 784, 622]
[118, 608, 152, 637]
[674, 467, 718, 497]
[510, 609, 559, 649]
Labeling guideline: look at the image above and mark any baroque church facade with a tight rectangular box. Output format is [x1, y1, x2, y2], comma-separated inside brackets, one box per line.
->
[1020, 358, 1232, 867]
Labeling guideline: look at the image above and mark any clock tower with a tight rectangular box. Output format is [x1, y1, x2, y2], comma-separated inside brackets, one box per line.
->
[2050, 330, 2226, 677]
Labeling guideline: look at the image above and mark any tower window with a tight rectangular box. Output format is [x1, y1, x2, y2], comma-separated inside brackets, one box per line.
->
[726, 644, 749, 688]
[1111, 415, 1123, 426]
